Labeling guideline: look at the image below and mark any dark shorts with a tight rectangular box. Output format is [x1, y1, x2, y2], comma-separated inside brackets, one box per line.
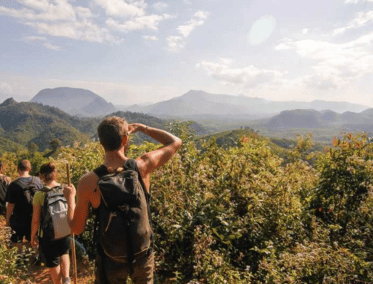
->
[40, 236, 71, 268]
[10, 226, 31, 243]
[95, 249, 154, 284]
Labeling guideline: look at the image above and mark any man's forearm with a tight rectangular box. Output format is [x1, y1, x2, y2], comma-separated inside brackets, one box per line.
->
[143, 126, 181, 146]
[66, 197, 76, 225]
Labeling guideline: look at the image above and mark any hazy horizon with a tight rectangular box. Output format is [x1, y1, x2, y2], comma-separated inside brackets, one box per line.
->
[1, 0, 373, 107]
[1, 88, 371, 111]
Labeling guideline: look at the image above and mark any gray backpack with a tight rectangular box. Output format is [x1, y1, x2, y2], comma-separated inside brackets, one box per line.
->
[40, 186, 71, 240]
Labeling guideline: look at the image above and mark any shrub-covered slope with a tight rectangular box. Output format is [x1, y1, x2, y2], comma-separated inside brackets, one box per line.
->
[22, 126, 370, 283]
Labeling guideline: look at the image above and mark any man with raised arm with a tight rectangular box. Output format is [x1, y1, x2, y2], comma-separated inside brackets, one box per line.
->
[64, 116, 182, 284]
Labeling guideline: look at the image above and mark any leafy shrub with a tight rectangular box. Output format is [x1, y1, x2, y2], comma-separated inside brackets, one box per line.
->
[305, 133, 373, 283]
[0, 221, 30, 283]
[256, 222, 372, 283]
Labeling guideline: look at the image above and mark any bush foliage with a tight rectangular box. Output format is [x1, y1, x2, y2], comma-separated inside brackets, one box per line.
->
[1, 124, 373, 283]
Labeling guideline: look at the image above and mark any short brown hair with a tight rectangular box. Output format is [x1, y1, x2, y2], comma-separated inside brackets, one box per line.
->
[39, 162, 57, 182]
[97, 116, 128, 151]
[18, 159, 31, 172]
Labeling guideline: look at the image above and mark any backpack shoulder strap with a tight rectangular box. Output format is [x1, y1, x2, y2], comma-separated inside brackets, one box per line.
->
[93, 165, 109, 178]
[40, 187, 52, 201]
[40, 187, 49, 192]
[124, 159, 154, 255]
[123, 159, 148, 197]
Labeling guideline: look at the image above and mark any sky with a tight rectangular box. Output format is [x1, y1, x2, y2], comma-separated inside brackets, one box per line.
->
[1, 0, 373, 107]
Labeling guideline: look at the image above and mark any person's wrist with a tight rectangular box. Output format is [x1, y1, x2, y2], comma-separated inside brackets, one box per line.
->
[142, 125, 149, 133]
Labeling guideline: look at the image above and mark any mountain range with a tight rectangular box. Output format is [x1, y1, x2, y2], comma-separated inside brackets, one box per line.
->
[124, 90, 369, 118]
[29, 88, 369, 119]
[0, 87, 372, 152]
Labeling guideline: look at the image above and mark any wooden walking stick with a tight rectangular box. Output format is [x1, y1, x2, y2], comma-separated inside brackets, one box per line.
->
[66, 163, 78, 284]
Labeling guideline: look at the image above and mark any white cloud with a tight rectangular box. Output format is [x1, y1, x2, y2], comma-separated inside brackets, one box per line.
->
[0, 1, 155, 44]
[126, 0, 147, 9]
[106, 14, 172, 32]
[23, 36, 47, 41]
[302, 28, 309, 34]
[177, 11, 210, 37]
[0, 0, 176, 46]
[75, 6, 94, 19]
[167, 10, 210, 52]
[219, 58, 233, 65]
[0, 82, 13, 96]
[143, 35, 158, 41]
[23, 35, 63, 50]
[93, 0, 145, 17]
[19, 0, 50, 11]
[197, 60, 283, 88]
[43, 41, 64, 51]
[198, 27, 373, 95]
[166, 36, 184, 52]
[26, 20, 123, 43]
[333, 10, 373, 35]
[194, 11, 209, 20]
[0, 0, 76, 21]
[302, 74, 339, 90]
[152, 2, 168, 11]
[275, 31, 373, 90]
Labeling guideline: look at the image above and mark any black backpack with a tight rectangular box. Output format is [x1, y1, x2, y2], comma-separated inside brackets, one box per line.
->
[14, 177, 38, 221]
[94, 159, 153, 264]
[40, 186, 71, 240]
[0, 175, 10, 215]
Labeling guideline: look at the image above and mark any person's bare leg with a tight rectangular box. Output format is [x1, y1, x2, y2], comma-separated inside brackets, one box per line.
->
[49, 265, 62, 284]
[60, 254, 70, 281]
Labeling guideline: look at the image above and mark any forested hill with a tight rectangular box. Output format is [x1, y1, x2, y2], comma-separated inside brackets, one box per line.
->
[0, 98, 179, 152]
[0, 98, 90, 151]
[265, 108, 373, 130]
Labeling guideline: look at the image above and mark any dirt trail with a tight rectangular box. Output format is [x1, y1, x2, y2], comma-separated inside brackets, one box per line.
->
[0, 217, 95, 283]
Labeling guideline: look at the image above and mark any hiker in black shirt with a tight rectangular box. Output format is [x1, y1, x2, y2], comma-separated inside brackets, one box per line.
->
[5, 159, 43, 253]
[64, 116, 182, 284]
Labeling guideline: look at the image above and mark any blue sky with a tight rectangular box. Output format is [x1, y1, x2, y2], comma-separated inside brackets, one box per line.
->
[1, 0, 373, 107]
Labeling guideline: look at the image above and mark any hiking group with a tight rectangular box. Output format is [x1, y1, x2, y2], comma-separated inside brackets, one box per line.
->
[3, 159, 72, 284]
[2, 115, 182, 284]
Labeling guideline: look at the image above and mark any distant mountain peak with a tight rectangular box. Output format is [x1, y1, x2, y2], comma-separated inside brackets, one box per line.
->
[30, 87, 116, 117]
[0, 98, 17, 107]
